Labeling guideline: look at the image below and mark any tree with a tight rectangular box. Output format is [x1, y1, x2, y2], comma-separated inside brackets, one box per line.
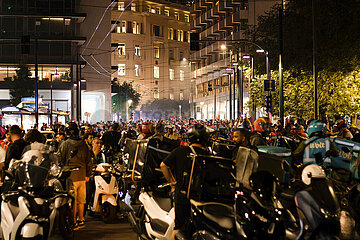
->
[246, 0, 360, 120]
[10, 64, 34, 106]
[112, 82, 141, 120]
[140, 99, 190, 120]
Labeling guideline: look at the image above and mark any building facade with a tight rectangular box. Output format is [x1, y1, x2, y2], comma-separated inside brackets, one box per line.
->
[111, 0, 191, 119]
[0, 0, 113, 125]
[190, 0, 279, 120]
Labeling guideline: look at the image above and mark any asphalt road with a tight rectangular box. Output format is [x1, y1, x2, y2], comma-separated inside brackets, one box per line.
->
[51, 215, 138, 240]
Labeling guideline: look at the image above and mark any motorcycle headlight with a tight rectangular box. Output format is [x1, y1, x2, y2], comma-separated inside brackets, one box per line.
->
[50, 165, 61, 177]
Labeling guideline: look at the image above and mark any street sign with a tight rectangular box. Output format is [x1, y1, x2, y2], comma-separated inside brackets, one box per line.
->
[264, 80, 275, 91]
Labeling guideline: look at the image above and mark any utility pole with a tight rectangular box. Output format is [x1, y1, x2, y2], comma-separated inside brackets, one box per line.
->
[35, 34, 39, 128]
[279, 2, 284, 125]
[228, 73, 232, 120]
[213, 79, 216, 120]
[76, 54, 79, 122]
[312, 0, 319, 119]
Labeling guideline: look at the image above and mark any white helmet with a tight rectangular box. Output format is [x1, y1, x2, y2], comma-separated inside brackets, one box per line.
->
[301, 164, 326, 185]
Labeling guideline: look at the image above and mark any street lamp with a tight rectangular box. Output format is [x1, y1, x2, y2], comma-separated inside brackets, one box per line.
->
[50, 73, 59, 126]
[179, 105, 182, 119]
[256, 49, 271, 116]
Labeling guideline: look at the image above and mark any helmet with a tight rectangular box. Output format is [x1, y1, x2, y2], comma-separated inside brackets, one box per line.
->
[307, 120, 327, 137]
[142, 123, 154, 134]
[187, 123, 210, 145]
[254, 117, 270, 133]
[336, 120, 346, 129]
[301, 164, 326, 185]
[65, 122, 79, 136]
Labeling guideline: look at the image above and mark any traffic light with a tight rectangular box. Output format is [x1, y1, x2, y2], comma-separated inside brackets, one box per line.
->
[21, 35, 30, 54]
[265, 95, 272, 113]
[190, 33, 200, 51]
[207, 82, 212, 92]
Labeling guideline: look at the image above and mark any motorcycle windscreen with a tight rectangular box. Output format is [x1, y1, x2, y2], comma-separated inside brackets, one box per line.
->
[210, 139, 237, 158]
[16, 162, 49, 188]
[234, 147, 259, 189]
[124, 139, 148, 182]
[310, 177, 340, 212]
[188, 154, 236, 204]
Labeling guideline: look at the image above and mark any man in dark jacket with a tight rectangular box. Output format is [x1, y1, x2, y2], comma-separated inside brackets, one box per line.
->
[4, 125, 28, 170]
[101, 123, 121, 152]
[58, 122, 92, 230]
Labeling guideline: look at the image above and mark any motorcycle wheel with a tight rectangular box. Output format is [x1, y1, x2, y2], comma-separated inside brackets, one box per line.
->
[101, 202, 116, 224]
[59, 204, 74, 240]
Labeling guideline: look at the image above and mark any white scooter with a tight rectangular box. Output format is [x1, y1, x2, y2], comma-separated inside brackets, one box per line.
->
[129, 183, 175, 240]
[89, 162, 119, 223]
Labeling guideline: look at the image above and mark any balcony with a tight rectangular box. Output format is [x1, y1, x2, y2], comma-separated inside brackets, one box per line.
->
[232, 30, 246, 41]
[233, 10, 248, 23]
[218, 1, 231, 12]
[190, 51, 201, 62]
[219, 18, 232, 31]
[199, 13, 209, 25]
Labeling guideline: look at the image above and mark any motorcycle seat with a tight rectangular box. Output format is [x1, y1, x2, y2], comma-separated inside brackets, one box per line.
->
[191, 200, 235, 229]
[149, 192, 172, 212]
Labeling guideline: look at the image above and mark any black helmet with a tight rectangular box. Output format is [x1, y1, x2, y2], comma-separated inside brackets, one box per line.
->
[65, 122, 79, 137]
[187, 124, 210, 146]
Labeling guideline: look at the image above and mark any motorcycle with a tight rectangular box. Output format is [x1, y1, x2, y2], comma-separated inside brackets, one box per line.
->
[129, 182, 174, 240]
[88, 162, 121, 223]
[1, 153, 72, 240]
[281, 161, 341, 239]
[177, 147, 286, 240]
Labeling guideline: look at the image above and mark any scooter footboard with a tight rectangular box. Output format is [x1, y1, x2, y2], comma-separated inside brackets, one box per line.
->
[21, 223, 43, 238]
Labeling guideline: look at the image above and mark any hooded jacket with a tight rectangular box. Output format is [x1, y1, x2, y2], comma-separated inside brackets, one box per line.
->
[57, 138, 92, 182]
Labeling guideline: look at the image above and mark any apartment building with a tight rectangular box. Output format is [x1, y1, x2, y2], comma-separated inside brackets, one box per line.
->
[111, 0, 191, 110]
[191, 0, 279, 120]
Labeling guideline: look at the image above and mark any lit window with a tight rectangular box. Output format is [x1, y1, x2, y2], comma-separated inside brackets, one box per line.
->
[151, 7, 155, 13]
[131, 3, 136, 11]
[184, 14, 189, 22]
[118, 2, 125, 11]
[180, 51, 184, 60]
[118, 44, 125, 55]
[132, 21, 140, 34]
[154, 88, 159, 99]
[169, 69, 174, 80]
[154, 46, 160, 58]
[180, 90, 184, 100]
[188, 32, 190, 43]
[147, 6, 151, 12]
[169, 89, 174, 100]
[174, 12, 179, 20]
[168, 28, 173, 40]
[135, 64, 140, 77]
[118, 64, 125, 76]
[135, 45, 140, 56]
[164, 9, 169, 16]
[154, 66, 159, 78]
[156, 7, 161, 14]
[178, 30, 183, 41]
[117, 26, 121, 33]
[65, 19, 71, 25]
[121, 21, 126, 33]
[180, 70, 184, 81]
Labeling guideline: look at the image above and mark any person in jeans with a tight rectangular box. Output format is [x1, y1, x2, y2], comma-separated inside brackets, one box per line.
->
[58, 122, 92, 230]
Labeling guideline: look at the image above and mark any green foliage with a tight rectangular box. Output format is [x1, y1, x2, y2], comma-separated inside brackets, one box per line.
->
[247, 69, 360, 120]
[112, 82, 141, 119]
[247, 0, 360, 119]
[10, 64, 34, 106]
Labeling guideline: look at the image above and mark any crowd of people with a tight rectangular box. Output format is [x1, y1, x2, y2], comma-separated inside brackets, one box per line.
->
[0, 116, 359, 236]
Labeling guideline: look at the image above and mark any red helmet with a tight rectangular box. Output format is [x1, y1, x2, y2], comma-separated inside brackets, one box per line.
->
[253, 117, 270, 133]
[142, 123, 154, 134]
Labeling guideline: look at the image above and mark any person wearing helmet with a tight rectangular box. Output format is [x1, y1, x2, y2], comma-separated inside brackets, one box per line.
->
[350, 124, 360, 143]
[101, 123, 121, 152]
[336, 120, 353, 140]
[292, 120, 338, 166]
[57, 122, 92, 230]
[160, 124, 210, 240]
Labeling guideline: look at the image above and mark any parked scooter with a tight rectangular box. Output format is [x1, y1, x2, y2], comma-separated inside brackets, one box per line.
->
[281, 161, 341, 240]
[128, 182, 174, 240]
[1, 150, 72, 240]
[88, 162, 120, 223]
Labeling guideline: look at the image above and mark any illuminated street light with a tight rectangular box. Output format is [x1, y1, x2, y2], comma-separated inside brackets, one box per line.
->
[256, 49, 265, 53]
[221, 44, 227, 50]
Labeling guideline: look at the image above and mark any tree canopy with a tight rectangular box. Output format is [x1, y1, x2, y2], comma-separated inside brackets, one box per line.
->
[246, 0, 360, 119]
[112, 82, 141, 120]
[10, 64, 34, 106]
